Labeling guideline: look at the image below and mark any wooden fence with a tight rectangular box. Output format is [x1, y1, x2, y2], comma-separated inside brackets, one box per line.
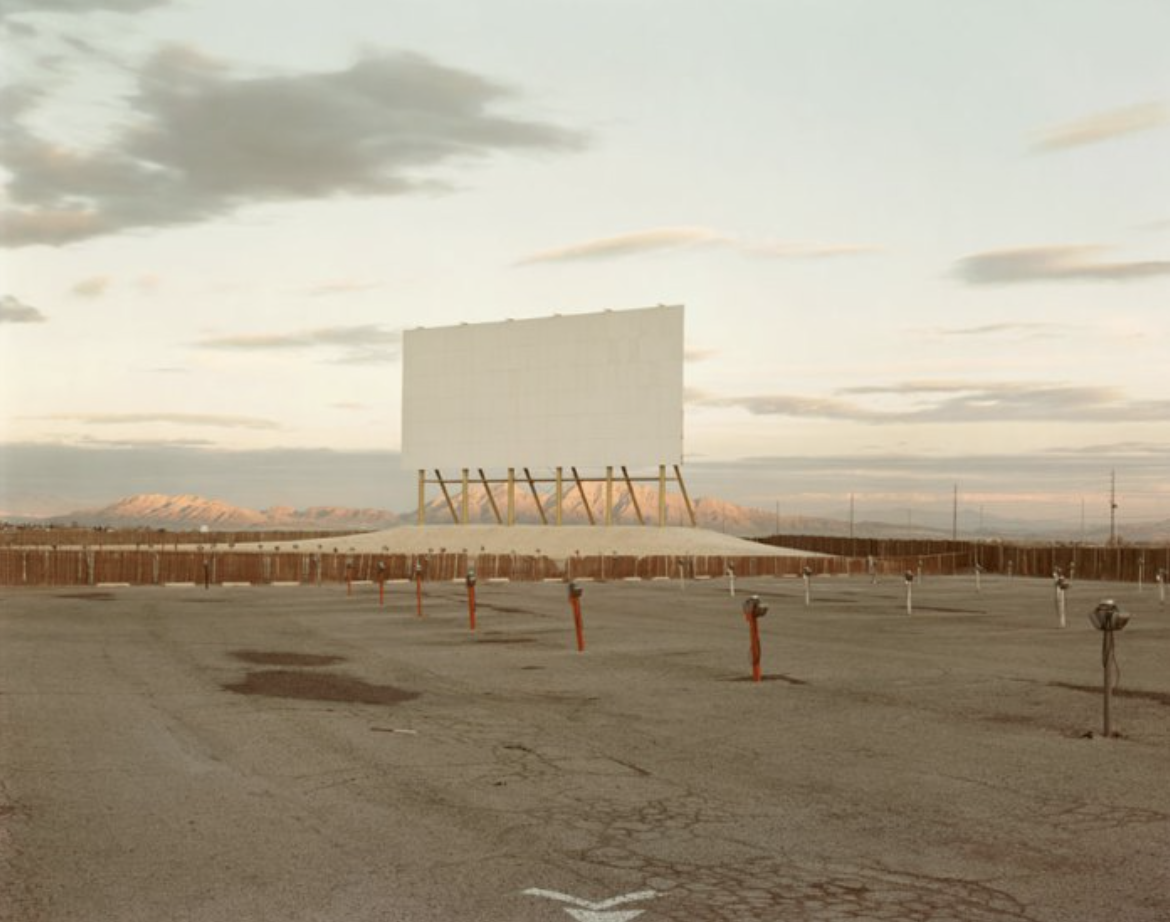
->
[754, 534, 1170, 583]
[0, 548, 919, 588]
[2, 538, 1164, 588]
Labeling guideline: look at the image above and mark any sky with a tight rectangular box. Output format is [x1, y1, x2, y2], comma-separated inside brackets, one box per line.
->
[1, 0, 1168, 532]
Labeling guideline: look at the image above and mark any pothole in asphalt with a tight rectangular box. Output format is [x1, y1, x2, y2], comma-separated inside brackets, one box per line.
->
[223, 670, 418, 705]
[230, 650, 346, 667]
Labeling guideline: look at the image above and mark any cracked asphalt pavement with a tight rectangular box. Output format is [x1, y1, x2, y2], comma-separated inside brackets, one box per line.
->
[2, 574, 1168, 921]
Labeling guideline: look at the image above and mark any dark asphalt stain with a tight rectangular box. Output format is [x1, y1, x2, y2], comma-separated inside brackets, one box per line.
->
[475, 636, 537, 644]
[54, 592, 116, 601]
[729, 673, 809, 685]
[1049, 682, 1170, 705]
[914, 605, 989, 614]
[230, 650, 346, 667]
[478, 603, 542, 615]
[223, 670, 418, 705]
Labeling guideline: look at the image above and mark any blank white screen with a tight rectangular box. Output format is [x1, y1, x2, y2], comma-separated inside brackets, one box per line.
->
[401, 306, 683, 470]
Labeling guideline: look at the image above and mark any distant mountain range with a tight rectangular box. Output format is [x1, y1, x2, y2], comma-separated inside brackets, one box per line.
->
[11, 489, 1168, 542]
[29, 488, 845, 537]
[41, 493, 404, 532]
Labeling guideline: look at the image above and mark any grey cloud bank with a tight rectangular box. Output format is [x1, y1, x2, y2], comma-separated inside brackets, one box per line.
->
[0, 0, 166, 18]
[696, 381, 1170, 423]
[955, 246, 1170, 284]
[0, 294, 45, 322]
[0, 46, 584, 246]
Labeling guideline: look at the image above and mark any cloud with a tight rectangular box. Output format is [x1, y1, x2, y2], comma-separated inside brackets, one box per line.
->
[46, 412, 280, 429]
[195, 324, 400, 352]
[703, 393, 876, 419]
[195, 324, 401, 365]
[0, 294, 46, 323]
[700, 380, 1170, 423]
[955, 246, 1170, 284]
[0, 0, 169, 17]
[1048, 441, 1170, 457]
[1033, 102, 1169, 151]
[0, 46, 584, 247]
[516, 227, 728, 265]
[932, 322, 1059, 337]
[516, 226, 877, 266]
[70, 275, 109, 297]
[76, 435, 218, 448]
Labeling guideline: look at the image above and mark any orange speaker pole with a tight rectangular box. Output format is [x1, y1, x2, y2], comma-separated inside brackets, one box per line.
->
[568, 581, 585, 652]
[742, 595, 769, 682]
[466, 566, 478, 631]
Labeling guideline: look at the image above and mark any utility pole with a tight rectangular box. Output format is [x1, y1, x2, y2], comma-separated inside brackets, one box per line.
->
[952, 483, 958, 541]
[1109, 469, 1118, 546]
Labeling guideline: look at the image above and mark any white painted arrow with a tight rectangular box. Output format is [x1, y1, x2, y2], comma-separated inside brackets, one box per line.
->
[564, 909, 644, 922]
[523, 888, 657, 921]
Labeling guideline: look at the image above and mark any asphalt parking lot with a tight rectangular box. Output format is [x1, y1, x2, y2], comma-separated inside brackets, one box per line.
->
[2, 574, 1168, 922]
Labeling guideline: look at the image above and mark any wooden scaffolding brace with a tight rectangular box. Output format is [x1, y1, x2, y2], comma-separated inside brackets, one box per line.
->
[416, 464, 696, 527]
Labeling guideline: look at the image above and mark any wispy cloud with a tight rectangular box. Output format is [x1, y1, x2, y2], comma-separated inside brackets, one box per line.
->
[1033, 101, 1169, 151]
[76, 435, 218, 448]
[0, 47, 584, 246]
[46, 412, 280, 429]
[699, 380, 1170, 423]
[516, 227, 728, 264]
[955, 245, 1170, 284]
[932, 322, 1060, 338]
[0, 294, 46, 323]
[70, 275, 109, 297]
[516, 226, 877, 266]
[0, 0, 169, 16]
[195, 324, 400, 354]
[1048, 441, 1170, 457]
[703, 393, 875, 419]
